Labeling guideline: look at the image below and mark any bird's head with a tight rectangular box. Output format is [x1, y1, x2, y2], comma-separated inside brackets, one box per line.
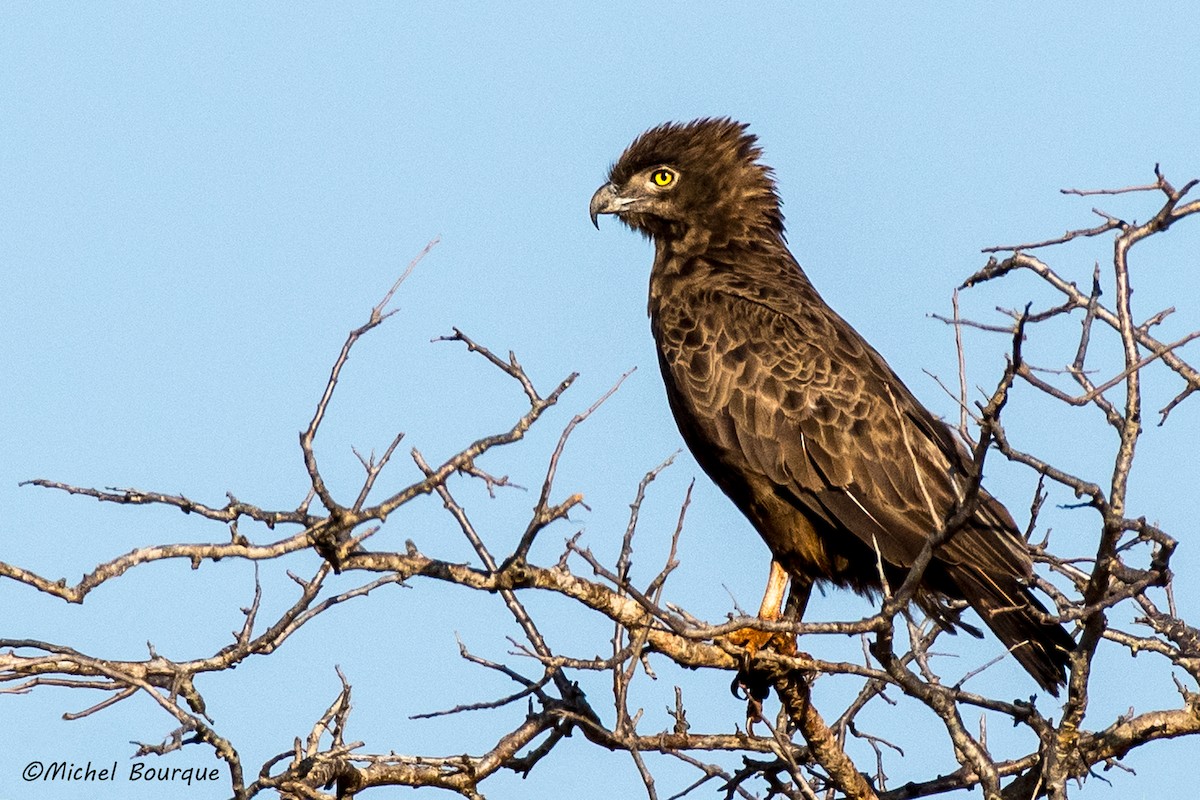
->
[590, 118, 785, 243]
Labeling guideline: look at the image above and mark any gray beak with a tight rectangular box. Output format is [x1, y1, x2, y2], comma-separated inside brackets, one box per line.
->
[589, 182, 624, 229]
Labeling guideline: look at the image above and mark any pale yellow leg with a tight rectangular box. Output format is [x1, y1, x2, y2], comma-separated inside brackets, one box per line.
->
[729, 560, 796, 656]
[758, 559, 790, 621]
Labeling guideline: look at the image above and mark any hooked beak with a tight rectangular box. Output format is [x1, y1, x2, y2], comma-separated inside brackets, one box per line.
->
[589, 182, 635, 228]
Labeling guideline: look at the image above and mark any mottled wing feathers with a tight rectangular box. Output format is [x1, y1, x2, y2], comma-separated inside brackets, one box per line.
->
[653, 281, 1007, 568]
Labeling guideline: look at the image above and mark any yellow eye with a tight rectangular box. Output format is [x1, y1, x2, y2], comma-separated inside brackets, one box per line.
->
[651, 169, 675, 187]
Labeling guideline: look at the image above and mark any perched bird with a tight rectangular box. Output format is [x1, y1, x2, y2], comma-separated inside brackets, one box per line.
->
[590, 118, 1073, 694]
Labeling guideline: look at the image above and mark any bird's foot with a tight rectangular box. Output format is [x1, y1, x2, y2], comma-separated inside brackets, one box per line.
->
[727, 626, 797, 658]
[726, 627, 799, 730]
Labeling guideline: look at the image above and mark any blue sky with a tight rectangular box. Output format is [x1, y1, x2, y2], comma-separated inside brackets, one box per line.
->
[4, 4, 1200, 798]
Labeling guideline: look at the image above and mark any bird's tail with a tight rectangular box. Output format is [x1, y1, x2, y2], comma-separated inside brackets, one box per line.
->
[951, 567, 1074, 695]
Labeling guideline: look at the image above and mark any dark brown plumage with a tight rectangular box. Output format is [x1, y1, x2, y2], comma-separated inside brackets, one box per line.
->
[591, 118, 1073, 694]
